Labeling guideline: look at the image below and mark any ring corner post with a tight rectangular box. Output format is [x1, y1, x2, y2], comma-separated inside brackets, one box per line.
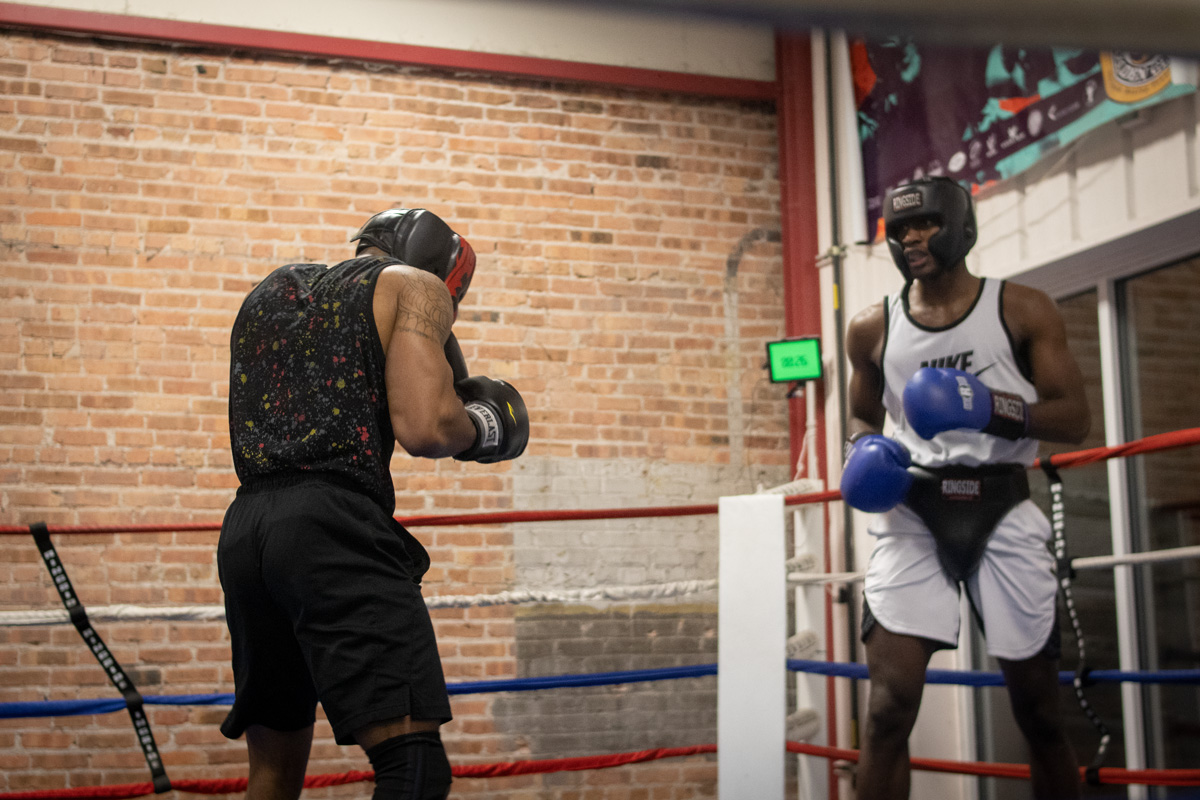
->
[718, 493, 787, 800]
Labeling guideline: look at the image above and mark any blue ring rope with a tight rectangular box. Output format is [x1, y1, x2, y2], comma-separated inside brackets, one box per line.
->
[3, 661, 1196, 720]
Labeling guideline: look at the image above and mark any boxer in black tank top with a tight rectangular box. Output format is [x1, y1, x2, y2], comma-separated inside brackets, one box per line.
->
[218, 209, 529, 800]
[229, 256, 403, 512]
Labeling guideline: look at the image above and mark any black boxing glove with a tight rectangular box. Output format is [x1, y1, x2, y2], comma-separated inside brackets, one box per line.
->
[454, 376, 529, 464]
[444, 333, 469, 384]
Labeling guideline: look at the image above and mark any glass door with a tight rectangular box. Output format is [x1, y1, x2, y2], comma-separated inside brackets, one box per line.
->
[1118, 256, 1200, 790]
[976, 259, 1200, 799]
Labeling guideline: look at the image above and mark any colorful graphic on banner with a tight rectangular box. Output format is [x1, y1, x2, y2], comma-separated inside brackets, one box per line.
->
[854, 39, 1196, 238]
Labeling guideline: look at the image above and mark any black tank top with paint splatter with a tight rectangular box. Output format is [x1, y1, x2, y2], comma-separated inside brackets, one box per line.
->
[228, 256, 398, 512]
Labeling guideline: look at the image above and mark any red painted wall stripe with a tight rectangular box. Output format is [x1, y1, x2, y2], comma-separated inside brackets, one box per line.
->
[773, 31, 824, 475]
[0, 1, 776, 99]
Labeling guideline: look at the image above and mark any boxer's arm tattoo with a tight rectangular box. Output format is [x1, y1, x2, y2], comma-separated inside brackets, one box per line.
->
[395, 276, 453, 343]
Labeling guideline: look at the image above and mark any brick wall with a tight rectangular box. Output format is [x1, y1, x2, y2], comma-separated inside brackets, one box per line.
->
[0, 30, 788, 797]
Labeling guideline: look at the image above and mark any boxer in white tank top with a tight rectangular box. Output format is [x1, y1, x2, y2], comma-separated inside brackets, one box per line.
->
[883, 277, 1037, 468]
[842, 177, 1090, 799]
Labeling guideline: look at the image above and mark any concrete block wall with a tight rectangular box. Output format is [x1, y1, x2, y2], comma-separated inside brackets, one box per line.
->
[0, 29, 790, 797]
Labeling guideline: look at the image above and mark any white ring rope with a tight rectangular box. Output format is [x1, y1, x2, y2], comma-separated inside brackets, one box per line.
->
[4, 546, 1194, 627]
[786, 543, 1200, 587]
[0, 579, 720, 628]
[1070, 544, 1200, 571]
[788, 570, 865, 586]
[428, 579, 719, 608]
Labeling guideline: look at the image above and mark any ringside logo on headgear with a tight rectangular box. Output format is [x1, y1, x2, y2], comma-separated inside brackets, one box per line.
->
[881, 177, 977, 281]
[351, 209, 476, 306]
[891, 191, 924, 212]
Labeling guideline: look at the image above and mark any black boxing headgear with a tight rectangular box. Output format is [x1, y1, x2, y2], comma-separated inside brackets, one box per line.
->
[882, 177, 977, 280]
[351, 208, 476, 305]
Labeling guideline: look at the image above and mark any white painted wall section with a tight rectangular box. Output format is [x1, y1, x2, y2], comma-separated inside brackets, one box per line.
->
[972, 91, 1200, 288]
[13, 0, 777, 79]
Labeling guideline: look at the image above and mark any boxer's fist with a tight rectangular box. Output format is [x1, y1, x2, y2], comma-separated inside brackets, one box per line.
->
[454, 376, 529, 463]
[839, 435, 913, 513]
[903, 367, 1028, 441]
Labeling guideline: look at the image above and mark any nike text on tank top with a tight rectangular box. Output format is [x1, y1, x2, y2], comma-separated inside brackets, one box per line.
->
[881, 278, 1038, 468]
[229, 256, 398, 512]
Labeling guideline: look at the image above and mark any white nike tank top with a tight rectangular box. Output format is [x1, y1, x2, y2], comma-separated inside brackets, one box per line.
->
[881, 278, 1038, 468]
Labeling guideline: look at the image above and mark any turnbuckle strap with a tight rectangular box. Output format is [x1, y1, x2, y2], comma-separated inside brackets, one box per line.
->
[1038, 466, 1110, 776]
[29, 522, 172, 793]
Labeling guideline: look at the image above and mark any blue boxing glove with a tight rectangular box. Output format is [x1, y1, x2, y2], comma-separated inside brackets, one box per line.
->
[903, 367, 1029, 441]
[840, 435, 913, 513]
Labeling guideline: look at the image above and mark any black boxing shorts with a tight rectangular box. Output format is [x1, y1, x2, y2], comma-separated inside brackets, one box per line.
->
[217, 473, 451, 745]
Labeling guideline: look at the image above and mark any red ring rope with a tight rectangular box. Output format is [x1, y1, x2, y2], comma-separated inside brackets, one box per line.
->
[786, 741, 1200, 786]
[4, 428, 1196, 536]
[2, 741, 1198, 799]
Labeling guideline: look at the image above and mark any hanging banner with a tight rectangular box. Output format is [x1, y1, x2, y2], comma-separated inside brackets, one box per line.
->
[853, 39, 1196, 238]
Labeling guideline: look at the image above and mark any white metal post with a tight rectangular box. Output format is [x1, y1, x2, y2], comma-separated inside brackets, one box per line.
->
[1097, 280, 1148, 799]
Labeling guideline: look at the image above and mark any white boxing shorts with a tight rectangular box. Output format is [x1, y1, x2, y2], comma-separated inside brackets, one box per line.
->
[862, 499, 1058, 661]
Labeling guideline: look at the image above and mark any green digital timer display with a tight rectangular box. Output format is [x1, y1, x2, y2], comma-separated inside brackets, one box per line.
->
[766, 337, 822, 383]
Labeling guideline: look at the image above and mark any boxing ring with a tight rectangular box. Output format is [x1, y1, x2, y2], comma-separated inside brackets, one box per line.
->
[2, 430, 1200, 799]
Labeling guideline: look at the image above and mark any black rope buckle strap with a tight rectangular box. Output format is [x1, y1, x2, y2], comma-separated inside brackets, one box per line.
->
[1041, 465, 1111, 786]
[30, 522, 172, 793]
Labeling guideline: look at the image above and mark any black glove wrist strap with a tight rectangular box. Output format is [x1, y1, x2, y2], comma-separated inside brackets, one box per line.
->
[455, 402, 500, 461]
[981, 390, 1028, 440]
